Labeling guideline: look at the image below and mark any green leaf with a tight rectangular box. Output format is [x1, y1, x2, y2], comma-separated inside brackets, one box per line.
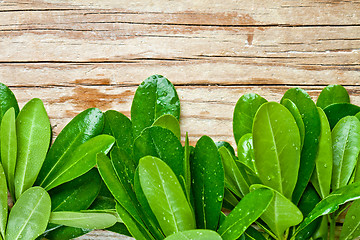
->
[0, 83, 19, 120]
[153, 114, 181, 140]
[233, 93, 267, 145]
[219, 146, 249, 198]
[215, 141, 236, 157]
[103, 110, 134, 160]
[164, 230, 222, 240]
[282, 99, 305, 148]
[217, 188, 273, 240]
[183, 132, 191, 202]
[49, 168, 101, 211]
[324, 103, 360, 129]
[281, 87, 321, 204]
[311, 107, 332, 198]
[6, 187, 51, 240]
[317, 85, 350, 109]
[340, 200, 360, 240]
[131, 75, 180, 139]
[50, 212, 116, 229]
[14, 98, 51, 199]
[237, 133, 256, 174]
[139, 156, 195, 236]
[296, 181, 360, 235]
[253, 102, 301, 199]
[0, 163, 7, 239]
[312, 216, 328, 240]
[331, 116, 360, 190]
[44, 135, 114, 190]
[134, 126, 184, 184]
[191, 136, 224, 230]
[115, 202, 154, 240]
[43, 227, 91, 240]
[111, 146, 136, 186]
[0, 107, 17, 197]
[244, 226, 266, 240]
[250, 184, 303, 239]
[37, 108, 104, 187]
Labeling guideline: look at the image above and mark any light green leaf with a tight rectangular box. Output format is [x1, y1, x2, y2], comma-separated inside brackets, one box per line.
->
[1, 107, 17, 197]
[217, 188, 273, 240]
[183, 132, 191, 202]
[131, 75, 180, 139]
[43, 134, 115, 190]
[0, 163, 7, 239]
[311, 107, 332, 198]
[191, 136, 224, 230]
[317, 84, 350, 109]
[139, 156, 195, 236]
[49, 212, 116, 229]
[281, 99, 305, 148]
[14, 98, 51, 199]
[0, 83, 19, 120]
[6, 187, 51, 240]
[253, 102, 301, 199]
[153, 114, 181, 140]
[340, 200, 360, 240]
[332, 116, 360, 190]
[164, 230, 222, 240]
[250, 184, 303, 239]
[233, 93, 267, 145]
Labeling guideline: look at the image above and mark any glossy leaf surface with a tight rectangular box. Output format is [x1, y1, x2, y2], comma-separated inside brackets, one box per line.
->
[215, 141, 236, 157]
[233, 93, 267, 145]
[324, 103, 360, 129]
[332, 116, 360, 190]
[0, 107, 17, 197]
[6, 187, 51, 240]
[49, 212, 116, 229]
[237, 133, 256, 174]
[191, 136, 224, 230]
[253, 102, 301, 199]
[139, 156, 195, 236]
[43, 227, 91, 240]
[164, 230, 222, 240]
[131, 74, 180, 138]
[153, 114, 181, 140]
[281, 87, 321, 204]
[37, 108, 104, 187]
[103, 110, 134, 160]
[282, 98, 305, 147]
[0, 83, 19, 120]
[316, 84, 350, 109]
[250, 184, 303, 239]
[15, 98, 51, 199]
[0, 163, 7, 239]
[44, 134, 115, 190]
[296, 181, 360, 234]
[311, 107, 332, 198]
[217, 188, 273, 240]
[134, 126, 184, 183]
[219, 146, 249, 198]
[340, 200, 360, 240]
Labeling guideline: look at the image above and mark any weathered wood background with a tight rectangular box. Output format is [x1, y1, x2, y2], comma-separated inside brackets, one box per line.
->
[1, 0, 359, 239]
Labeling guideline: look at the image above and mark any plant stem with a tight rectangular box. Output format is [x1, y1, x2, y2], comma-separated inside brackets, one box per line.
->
[329, 214, 336, 240]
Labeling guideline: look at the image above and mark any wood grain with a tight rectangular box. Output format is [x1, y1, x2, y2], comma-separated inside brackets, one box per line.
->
[1, 0, 360, 239]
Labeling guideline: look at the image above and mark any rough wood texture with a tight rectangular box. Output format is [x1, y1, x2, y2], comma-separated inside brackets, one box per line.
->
[1, 0, 359, 239]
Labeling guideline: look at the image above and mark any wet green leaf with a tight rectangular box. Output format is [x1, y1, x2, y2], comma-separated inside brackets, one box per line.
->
[281, 87, 321, 204]
[340, 200, 360, 240]
[317, 85, 350, 109]
[37, 108, 104, 188]
[44, 135, 114, 190]
[250, 184, 303, 239]
[139, 156, 195, 236]
[6, 187, 51, 240]
[43, 226, 91, 240]
[215, 141, 236, 157]
[218, 188, 273, 240]
[0, 163, 7, 239]
[324, 103, 360, 129]
[131, 75, 180, 139]
[15, 98, 51, 199]
[164, 230, 222, 240]
[0, 107, 16, 197]
[233, 93, 267, 145]
[332, 116, 360, 190]
[311, 107, 332, 198]
[153, 114, 181, 140]
[282, 98, 305, 148]
[50, 212, 116, 229]
[191, 136, 224, 230]
[237, 133, 256, 174]
[253, 102, 301, 199]
[0, 83, 19, 120]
